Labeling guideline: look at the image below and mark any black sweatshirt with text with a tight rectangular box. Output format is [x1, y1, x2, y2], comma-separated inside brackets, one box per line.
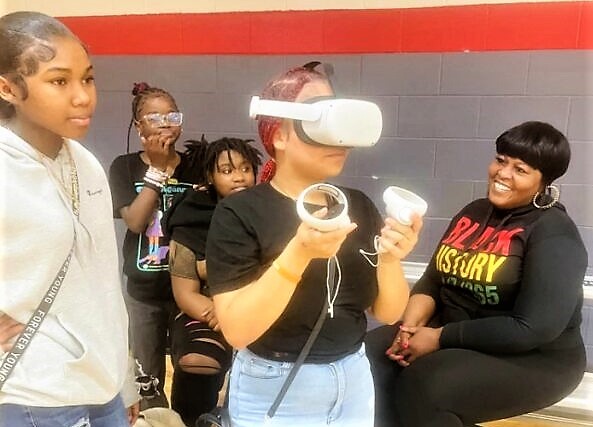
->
[413, 198, 588, 354]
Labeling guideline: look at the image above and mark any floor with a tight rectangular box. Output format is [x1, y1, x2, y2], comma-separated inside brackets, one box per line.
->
[493, 418, 593, 426]
[482, 418, 592, 426]
[164, 356, 591, 427]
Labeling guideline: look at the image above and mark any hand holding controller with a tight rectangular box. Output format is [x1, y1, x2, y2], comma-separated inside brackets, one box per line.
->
[296, 183, 351, 232]
[368, 186, 426, 257]
[383, 186, 428, 225]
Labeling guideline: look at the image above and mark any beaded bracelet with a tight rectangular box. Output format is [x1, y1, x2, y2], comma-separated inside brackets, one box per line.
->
[146, 165, 168, 182]
[143, 177, 163, 193]
[143, 166, 169, 193]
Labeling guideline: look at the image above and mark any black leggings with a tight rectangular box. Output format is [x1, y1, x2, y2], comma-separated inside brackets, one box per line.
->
[365, 324, 585, 427]
[170, 312, 232, 426]
[171, 369, 226, 427]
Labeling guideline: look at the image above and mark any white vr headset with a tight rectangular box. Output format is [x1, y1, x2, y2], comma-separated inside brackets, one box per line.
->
[249, 96, 383, 148]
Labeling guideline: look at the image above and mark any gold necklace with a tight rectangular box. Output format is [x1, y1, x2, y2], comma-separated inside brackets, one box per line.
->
[64, 142, 80, 218]
[36, 141, 80, 218]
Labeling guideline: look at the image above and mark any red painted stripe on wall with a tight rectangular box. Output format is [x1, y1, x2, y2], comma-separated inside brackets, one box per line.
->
[59, 2, 593, 55]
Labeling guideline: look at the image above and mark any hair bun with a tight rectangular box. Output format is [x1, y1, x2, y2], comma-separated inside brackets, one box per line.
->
[132, 82, 151, 96]
[302, 61, 321, 70]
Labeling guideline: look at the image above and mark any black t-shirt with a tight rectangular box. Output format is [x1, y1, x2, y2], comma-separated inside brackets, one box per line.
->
[206, 183, 384, 363]
[162, 187, 218, 297]
[162, 187, 217, 260]
[108, 152, 196, 301]
[413, 198, 588, 354]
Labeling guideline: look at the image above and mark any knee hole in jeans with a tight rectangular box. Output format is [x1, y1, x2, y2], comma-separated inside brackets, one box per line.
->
[178, 353, 222, 375]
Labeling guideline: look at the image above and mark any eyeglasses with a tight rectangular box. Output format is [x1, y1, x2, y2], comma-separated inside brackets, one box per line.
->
[141, 112, 183, 127]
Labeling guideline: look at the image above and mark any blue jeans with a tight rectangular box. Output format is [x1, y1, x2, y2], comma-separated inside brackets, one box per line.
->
[0, 394, 127, 427]
[229, 344, 374, 427]
[125, 288, 176, 409]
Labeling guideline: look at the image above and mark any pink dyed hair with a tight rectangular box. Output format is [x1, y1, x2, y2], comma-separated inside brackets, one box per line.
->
[256, 63, 329, 182]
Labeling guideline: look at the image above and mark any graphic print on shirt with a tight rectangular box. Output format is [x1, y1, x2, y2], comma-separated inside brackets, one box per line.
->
[434, 216, 524, 306]
[134, 179, 192, 271]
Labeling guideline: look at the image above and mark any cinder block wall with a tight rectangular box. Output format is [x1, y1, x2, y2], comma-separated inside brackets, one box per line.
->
[14, 1, 585, 369]
[84, 51, 593, 369]
[85, 51, 593, 273]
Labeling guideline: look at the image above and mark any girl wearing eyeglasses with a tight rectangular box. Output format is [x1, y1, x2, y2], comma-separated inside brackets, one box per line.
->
[108, 83, 203, 415]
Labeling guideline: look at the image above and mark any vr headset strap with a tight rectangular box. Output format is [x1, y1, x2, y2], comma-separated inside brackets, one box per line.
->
[292, 95, 335, 147]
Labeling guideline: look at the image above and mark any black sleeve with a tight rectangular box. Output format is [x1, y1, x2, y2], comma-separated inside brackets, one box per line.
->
[440, 217, 587, 353]
[108, 154, 141, 218]
[162, 188, 216, 259]
[206, 201, 265, 295]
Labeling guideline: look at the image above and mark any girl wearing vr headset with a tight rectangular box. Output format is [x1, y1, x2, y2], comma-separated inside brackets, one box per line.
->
[0, 11, 138, 426]
[162, 136, 263, 427]
[108, 83, 202, 414]
[205, 63, 423, 426]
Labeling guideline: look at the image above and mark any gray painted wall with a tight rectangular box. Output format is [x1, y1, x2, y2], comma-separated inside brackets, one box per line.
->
[86, 50, 593, 368]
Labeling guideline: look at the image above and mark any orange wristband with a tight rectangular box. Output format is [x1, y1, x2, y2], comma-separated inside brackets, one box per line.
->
[272, 260, 301, 284]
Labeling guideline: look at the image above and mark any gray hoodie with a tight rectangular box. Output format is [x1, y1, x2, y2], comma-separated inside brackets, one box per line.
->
[0, 126, 131, 407]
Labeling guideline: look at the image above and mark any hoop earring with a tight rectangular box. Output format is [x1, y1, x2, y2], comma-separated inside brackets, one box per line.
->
[532, 184, 560, 209]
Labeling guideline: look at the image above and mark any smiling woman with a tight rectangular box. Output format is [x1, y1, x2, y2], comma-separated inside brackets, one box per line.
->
[366, 121, 588, 427]
[487, 122, 570, 211]
[487, 155, 543, 210]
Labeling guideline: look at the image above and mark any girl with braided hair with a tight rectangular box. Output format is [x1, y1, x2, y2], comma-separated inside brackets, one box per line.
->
[205, 63, 422, 426]
[108, 82, 201, 412]
[162, 136, 263, 426]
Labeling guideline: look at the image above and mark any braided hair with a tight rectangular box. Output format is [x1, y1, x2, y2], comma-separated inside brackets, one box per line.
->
[126, 82, 179, 153]
[182, 136, 263, 194]
[256, 61, 330, 182]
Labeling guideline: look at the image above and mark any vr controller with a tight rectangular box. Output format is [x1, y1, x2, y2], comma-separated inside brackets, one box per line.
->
[296, 184, 427, 232]
[296, 183, 351, 232]
[383, 186, 428, 226]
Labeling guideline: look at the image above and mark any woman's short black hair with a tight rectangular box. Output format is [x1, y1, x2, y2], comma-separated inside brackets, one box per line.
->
[495, 121, 570, 185]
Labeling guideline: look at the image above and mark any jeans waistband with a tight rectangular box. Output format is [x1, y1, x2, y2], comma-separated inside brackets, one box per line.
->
[242, 343, 366, 365]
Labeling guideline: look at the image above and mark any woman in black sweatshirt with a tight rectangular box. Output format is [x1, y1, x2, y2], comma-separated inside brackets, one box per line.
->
[366, 121, 588, 427]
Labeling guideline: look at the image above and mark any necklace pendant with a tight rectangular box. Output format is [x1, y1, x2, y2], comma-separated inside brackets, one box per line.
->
[328, 305, 334, 318]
